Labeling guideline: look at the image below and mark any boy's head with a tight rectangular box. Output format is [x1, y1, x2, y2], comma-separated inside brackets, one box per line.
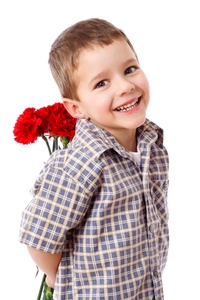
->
[48, 18, 138, 100]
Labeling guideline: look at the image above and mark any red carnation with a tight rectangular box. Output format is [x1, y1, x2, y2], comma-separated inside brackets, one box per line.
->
[35, 105, 52, 135]
[13, 107, 42, 144]
[48, 102, 76, 139]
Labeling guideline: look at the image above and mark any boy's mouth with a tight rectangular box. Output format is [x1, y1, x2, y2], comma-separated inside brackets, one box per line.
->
[115, 98, 140, 112]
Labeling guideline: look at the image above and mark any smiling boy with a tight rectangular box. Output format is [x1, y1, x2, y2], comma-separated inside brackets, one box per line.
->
[19, 18, 169, 300]
[64, 39, 149, 152]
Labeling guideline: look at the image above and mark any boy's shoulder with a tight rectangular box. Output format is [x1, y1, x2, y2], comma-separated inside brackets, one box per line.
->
[42, 120, 110, 188]
[68, 119, 116, 158]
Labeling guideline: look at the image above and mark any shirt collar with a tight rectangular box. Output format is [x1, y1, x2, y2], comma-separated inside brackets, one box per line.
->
[137, 119, 164, 148]
[72, 118, 163, 159]
[73, 119, 119, 157]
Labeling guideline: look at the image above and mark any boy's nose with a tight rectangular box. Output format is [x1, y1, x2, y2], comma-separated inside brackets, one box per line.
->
[116, 77, 135, 96]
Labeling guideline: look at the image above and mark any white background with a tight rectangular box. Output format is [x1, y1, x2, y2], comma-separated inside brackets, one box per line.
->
[1, 1, 199, 299]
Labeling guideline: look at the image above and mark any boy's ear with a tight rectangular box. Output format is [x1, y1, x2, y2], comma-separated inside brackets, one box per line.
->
[63, 98, 86, 119]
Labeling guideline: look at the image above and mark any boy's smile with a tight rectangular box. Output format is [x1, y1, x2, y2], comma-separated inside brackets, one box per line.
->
[114, 96, 141, 112]
[67, 39, 150, 151]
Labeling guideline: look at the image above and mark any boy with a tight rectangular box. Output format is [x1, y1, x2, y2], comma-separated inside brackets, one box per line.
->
[19, 18, 169, 300]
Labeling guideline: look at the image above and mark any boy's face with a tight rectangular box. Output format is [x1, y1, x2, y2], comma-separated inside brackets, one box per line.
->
[66, 39, 150, 149]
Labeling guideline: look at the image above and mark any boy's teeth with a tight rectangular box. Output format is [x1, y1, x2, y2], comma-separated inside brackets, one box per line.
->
[116, 100, 138, 111]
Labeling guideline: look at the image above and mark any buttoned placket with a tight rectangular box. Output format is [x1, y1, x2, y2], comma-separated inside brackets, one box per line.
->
[140, 142, 164, 300]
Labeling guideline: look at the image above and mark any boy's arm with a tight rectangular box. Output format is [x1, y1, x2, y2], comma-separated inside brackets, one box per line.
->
[27, 246, 62, 288]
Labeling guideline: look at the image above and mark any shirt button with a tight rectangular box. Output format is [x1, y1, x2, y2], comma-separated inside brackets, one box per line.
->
[153, 269, 159, 278]
[149, 224, 154, 233]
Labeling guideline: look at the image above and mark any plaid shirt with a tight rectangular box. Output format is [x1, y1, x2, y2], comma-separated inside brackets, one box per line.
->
[19, 118, 169, 300]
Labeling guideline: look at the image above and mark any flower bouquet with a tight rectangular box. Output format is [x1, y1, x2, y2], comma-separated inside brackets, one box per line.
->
[13, 102, 76, 299]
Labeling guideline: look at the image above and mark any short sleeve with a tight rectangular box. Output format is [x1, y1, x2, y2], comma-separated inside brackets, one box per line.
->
[19, 163, 95, 253]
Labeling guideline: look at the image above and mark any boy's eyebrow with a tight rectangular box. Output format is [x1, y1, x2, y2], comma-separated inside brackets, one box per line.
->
[90, 71, 107, 85]
[125, 58, 139, 65]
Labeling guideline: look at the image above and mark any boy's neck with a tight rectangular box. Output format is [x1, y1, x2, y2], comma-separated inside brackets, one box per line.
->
[115, 130, 137, 152]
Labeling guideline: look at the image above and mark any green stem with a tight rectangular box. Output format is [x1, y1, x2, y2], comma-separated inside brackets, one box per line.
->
[37, 273, 46, 300]
[52, 136, 59, 152]
[41, 135, 52, 156]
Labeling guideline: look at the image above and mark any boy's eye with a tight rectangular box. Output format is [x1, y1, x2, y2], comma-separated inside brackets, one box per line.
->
[125, 66, 136, 75]
[95, 80, 109, 89]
